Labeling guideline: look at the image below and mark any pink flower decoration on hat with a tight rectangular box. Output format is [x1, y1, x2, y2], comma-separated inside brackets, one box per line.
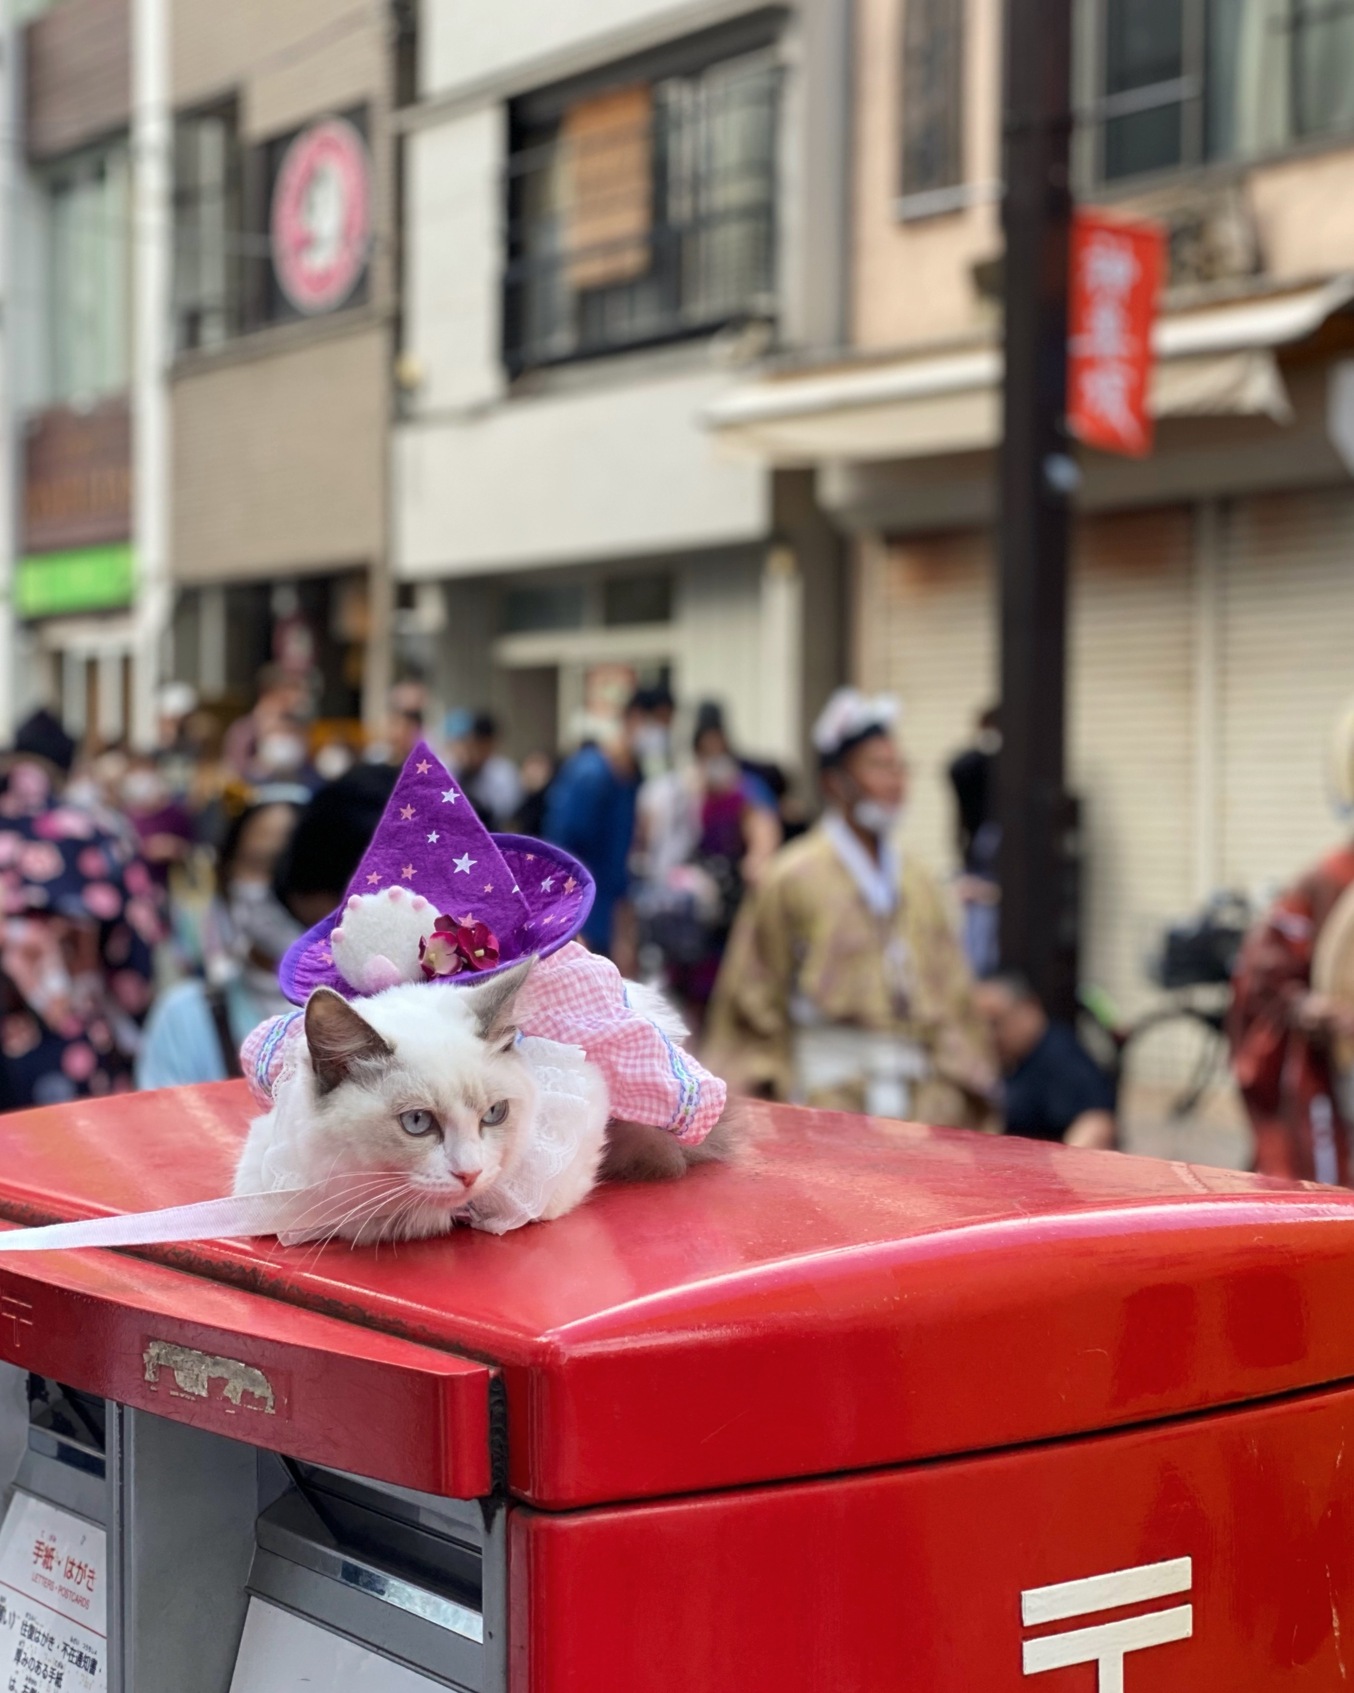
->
[419, 914, 500, 979]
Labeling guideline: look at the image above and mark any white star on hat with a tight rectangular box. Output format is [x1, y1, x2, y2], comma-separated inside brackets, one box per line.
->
[453, 853, 476, 874]
[442, 788, 459, 804]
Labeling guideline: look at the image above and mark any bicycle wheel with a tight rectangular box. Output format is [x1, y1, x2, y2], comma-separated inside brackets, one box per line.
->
[1116, 1007, 1244, 1166]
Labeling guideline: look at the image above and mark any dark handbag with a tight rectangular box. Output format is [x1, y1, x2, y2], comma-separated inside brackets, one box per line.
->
[1156, 893, 1250, 989]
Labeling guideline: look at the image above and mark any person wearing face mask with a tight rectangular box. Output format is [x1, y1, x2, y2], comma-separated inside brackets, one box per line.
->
[222, 665, 313, 785]
[447, 711, 523, 831]
[119, 755, 195, 891]
[543, 688, 672, 966]
[137, 763, 400, 1090]
[706, 688, 996, 1125]
[636, 702, 782, 1015]
[136, 795, 304, 1088]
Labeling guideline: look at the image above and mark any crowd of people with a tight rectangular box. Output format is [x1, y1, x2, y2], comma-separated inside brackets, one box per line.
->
[0, 666, 1185, 1163]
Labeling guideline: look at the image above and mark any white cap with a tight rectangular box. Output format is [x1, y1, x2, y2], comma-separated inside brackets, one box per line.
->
[157, 681, 198, 720]
[812, 688, 901, 764]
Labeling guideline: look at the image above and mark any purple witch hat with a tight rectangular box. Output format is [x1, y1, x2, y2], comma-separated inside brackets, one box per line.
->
[279, 743, 594, 1004]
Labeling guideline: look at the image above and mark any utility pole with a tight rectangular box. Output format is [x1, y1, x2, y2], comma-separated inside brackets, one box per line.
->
[996, 0, 1078, 1021]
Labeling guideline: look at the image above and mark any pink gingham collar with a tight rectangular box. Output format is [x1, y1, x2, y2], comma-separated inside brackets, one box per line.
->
[244, 943, 726, 1147]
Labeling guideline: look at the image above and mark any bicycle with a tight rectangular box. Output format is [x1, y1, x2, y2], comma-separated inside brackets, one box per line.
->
[1077, 892, 1252, 1131]
[1079, 982, 1233, 1124]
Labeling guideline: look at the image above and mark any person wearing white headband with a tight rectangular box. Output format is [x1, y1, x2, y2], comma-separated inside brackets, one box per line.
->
[706, 688, 995, 1125]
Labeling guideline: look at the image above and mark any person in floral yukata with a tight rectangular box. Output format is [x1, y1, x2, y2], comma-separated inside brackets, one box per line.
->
[0, 713, 162, 1110]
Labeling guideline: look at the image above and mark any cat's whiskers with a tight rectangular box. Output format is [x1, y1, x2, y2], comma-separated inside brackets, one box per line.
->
[257, 1173, 409, 1268]
[337, 1179, 418, 1249]
[381, 1187, 440, 1249]
[273, 1173, 409, 1260]
[293, 1174, 411, 1262]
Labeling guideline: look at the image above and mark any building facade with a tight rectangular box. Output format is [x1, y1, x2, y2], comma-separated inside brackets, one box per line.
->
[6, 0, 139, 743]
[709, 0, 1354, 1022]
[165, 0, 400, 729]
[1, 0, 399, 746]
[393, 0, 853, 770]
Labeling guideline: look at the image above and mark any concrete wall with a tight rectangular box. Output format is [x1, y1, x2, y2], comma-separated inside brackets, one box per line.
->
[852, 0, 1002, 350]
[24, 0, 130, 160]
[428, 546, 785, 762]
[173, 0, 379, 139]
[404, 105, 505, 415]
[395, 366, 768, 578]
[166, 0, 396, 723]
[171, 326, 387, 584]
[397, 0, 852, 573]
[423, 0, 777, 102]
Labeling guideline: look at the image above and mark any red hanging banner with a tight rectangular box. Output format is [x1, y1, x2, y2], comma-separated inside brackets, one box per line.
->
[1067, 209, 1167, 458]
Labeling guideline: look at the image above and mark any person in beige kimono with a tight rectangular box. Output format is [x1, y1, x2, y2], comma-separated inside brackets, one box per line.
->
[706, 690, 996, 1126]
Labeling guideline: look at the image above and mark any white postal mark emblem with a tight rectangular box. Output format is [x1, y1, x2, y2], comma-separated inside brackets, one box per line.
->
[1022, 1557, 1192, 1691]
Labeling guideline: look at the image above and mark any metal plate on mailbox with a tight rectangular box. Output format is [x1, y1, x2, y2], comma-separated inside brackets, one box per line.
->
[228, 1599, 447, 1692]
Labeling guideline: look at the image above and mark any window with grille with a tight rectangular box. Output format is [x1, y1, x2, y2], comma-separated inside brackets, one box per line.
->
[900, 0, 965, 201]
[1088, 0, 1354, 182]
[1289, 0, 1354, 138]
[504, 42, 780, 373]
[44, 141, 131, 405]
[173, 104, 243, 353]
[173, 104, 370, 352]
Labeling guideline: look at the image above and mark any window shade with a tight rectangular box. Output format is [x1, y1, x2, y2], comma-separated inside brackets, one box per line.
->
[561, 84, 654, 290]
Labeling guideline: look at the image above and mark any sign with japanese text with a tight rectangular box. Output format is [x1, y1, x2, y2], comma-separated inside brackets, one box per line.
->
[1067, 210, 1166, 458]
[22, 401, 131, 556]
[0, 1491, 104, 1693]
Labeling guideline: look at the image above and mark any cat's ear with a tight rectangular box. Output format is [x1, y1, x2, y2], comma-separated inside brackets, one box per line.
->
[304, 988, 394, 1095]
[466, 957, 535, 1053]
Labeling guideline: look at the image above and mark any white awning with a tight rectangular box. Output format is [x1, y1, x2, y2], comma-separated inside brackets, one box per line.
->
[704, 276, 1354, 465]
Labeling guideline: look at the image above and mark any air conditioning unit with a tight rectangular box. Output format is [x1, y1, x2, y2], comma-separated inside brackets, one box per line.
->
[1132, 182, 1262, 291]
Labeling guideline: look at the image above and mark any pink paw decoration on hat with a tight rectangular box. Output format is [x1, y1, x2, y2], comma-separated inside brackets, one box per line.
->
[330, 885, 438, 992]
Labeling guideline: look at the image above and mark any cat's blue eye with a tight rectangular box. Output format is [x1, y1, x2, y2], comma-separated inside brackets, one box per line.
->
[399, 1109, 439, 1138]
[481, 1100, 509, 1129]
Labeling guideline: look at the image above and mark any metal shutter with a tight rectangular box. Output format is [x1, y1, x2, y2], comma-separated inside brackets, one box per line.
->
[1218, 487, 1354, 903]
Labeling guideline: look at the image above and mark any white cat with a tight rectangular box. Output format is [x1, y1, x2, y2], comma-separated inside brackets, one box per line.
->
[234, 959, 731, 1245]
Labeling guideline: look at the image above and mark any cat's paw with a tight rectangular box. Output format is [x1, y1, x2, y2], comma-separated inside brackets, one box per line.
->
[330, 887, 437, 994]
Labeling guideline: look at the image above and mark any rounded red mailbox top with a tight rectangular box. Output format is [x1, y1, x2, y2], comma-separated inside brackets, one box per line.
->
[1, 1084, 1353, 1508]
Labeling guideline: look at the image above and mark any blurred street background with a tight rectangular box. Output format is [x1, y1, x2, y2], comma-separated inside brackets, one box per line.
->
[6, 0, 1354, 1176]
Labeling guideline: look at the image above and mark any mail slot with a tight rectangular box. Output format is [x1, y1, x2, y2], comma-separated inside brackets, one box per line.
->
[2, 1080, 1354, 1690]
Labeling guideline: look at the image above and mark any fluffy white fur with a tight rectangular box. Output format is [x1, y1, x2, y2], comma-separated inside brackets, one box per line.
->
[234, 960, 719, 1244]
[236, 963, 609, 1243]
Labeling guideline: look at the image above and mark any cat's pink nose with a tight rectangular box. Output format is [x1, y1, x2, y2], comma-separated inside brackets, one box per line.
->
[448, 1170, 476, 1190]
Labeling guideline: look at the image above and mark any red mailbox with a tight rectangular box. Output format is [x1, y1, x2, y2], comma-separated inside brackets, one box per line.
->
[1, 1082, 1353, 1690]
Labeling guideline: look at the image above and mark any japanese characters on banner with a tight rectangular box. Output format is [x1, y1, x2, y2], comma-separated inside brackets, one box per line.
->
[0, 1492, 105, 1693]
[1067, 209, 1166, 458]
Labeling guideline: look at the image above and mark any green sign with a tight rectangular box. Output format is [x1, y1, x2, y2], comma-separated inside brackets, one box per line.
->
[17, 543, 135, 619]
